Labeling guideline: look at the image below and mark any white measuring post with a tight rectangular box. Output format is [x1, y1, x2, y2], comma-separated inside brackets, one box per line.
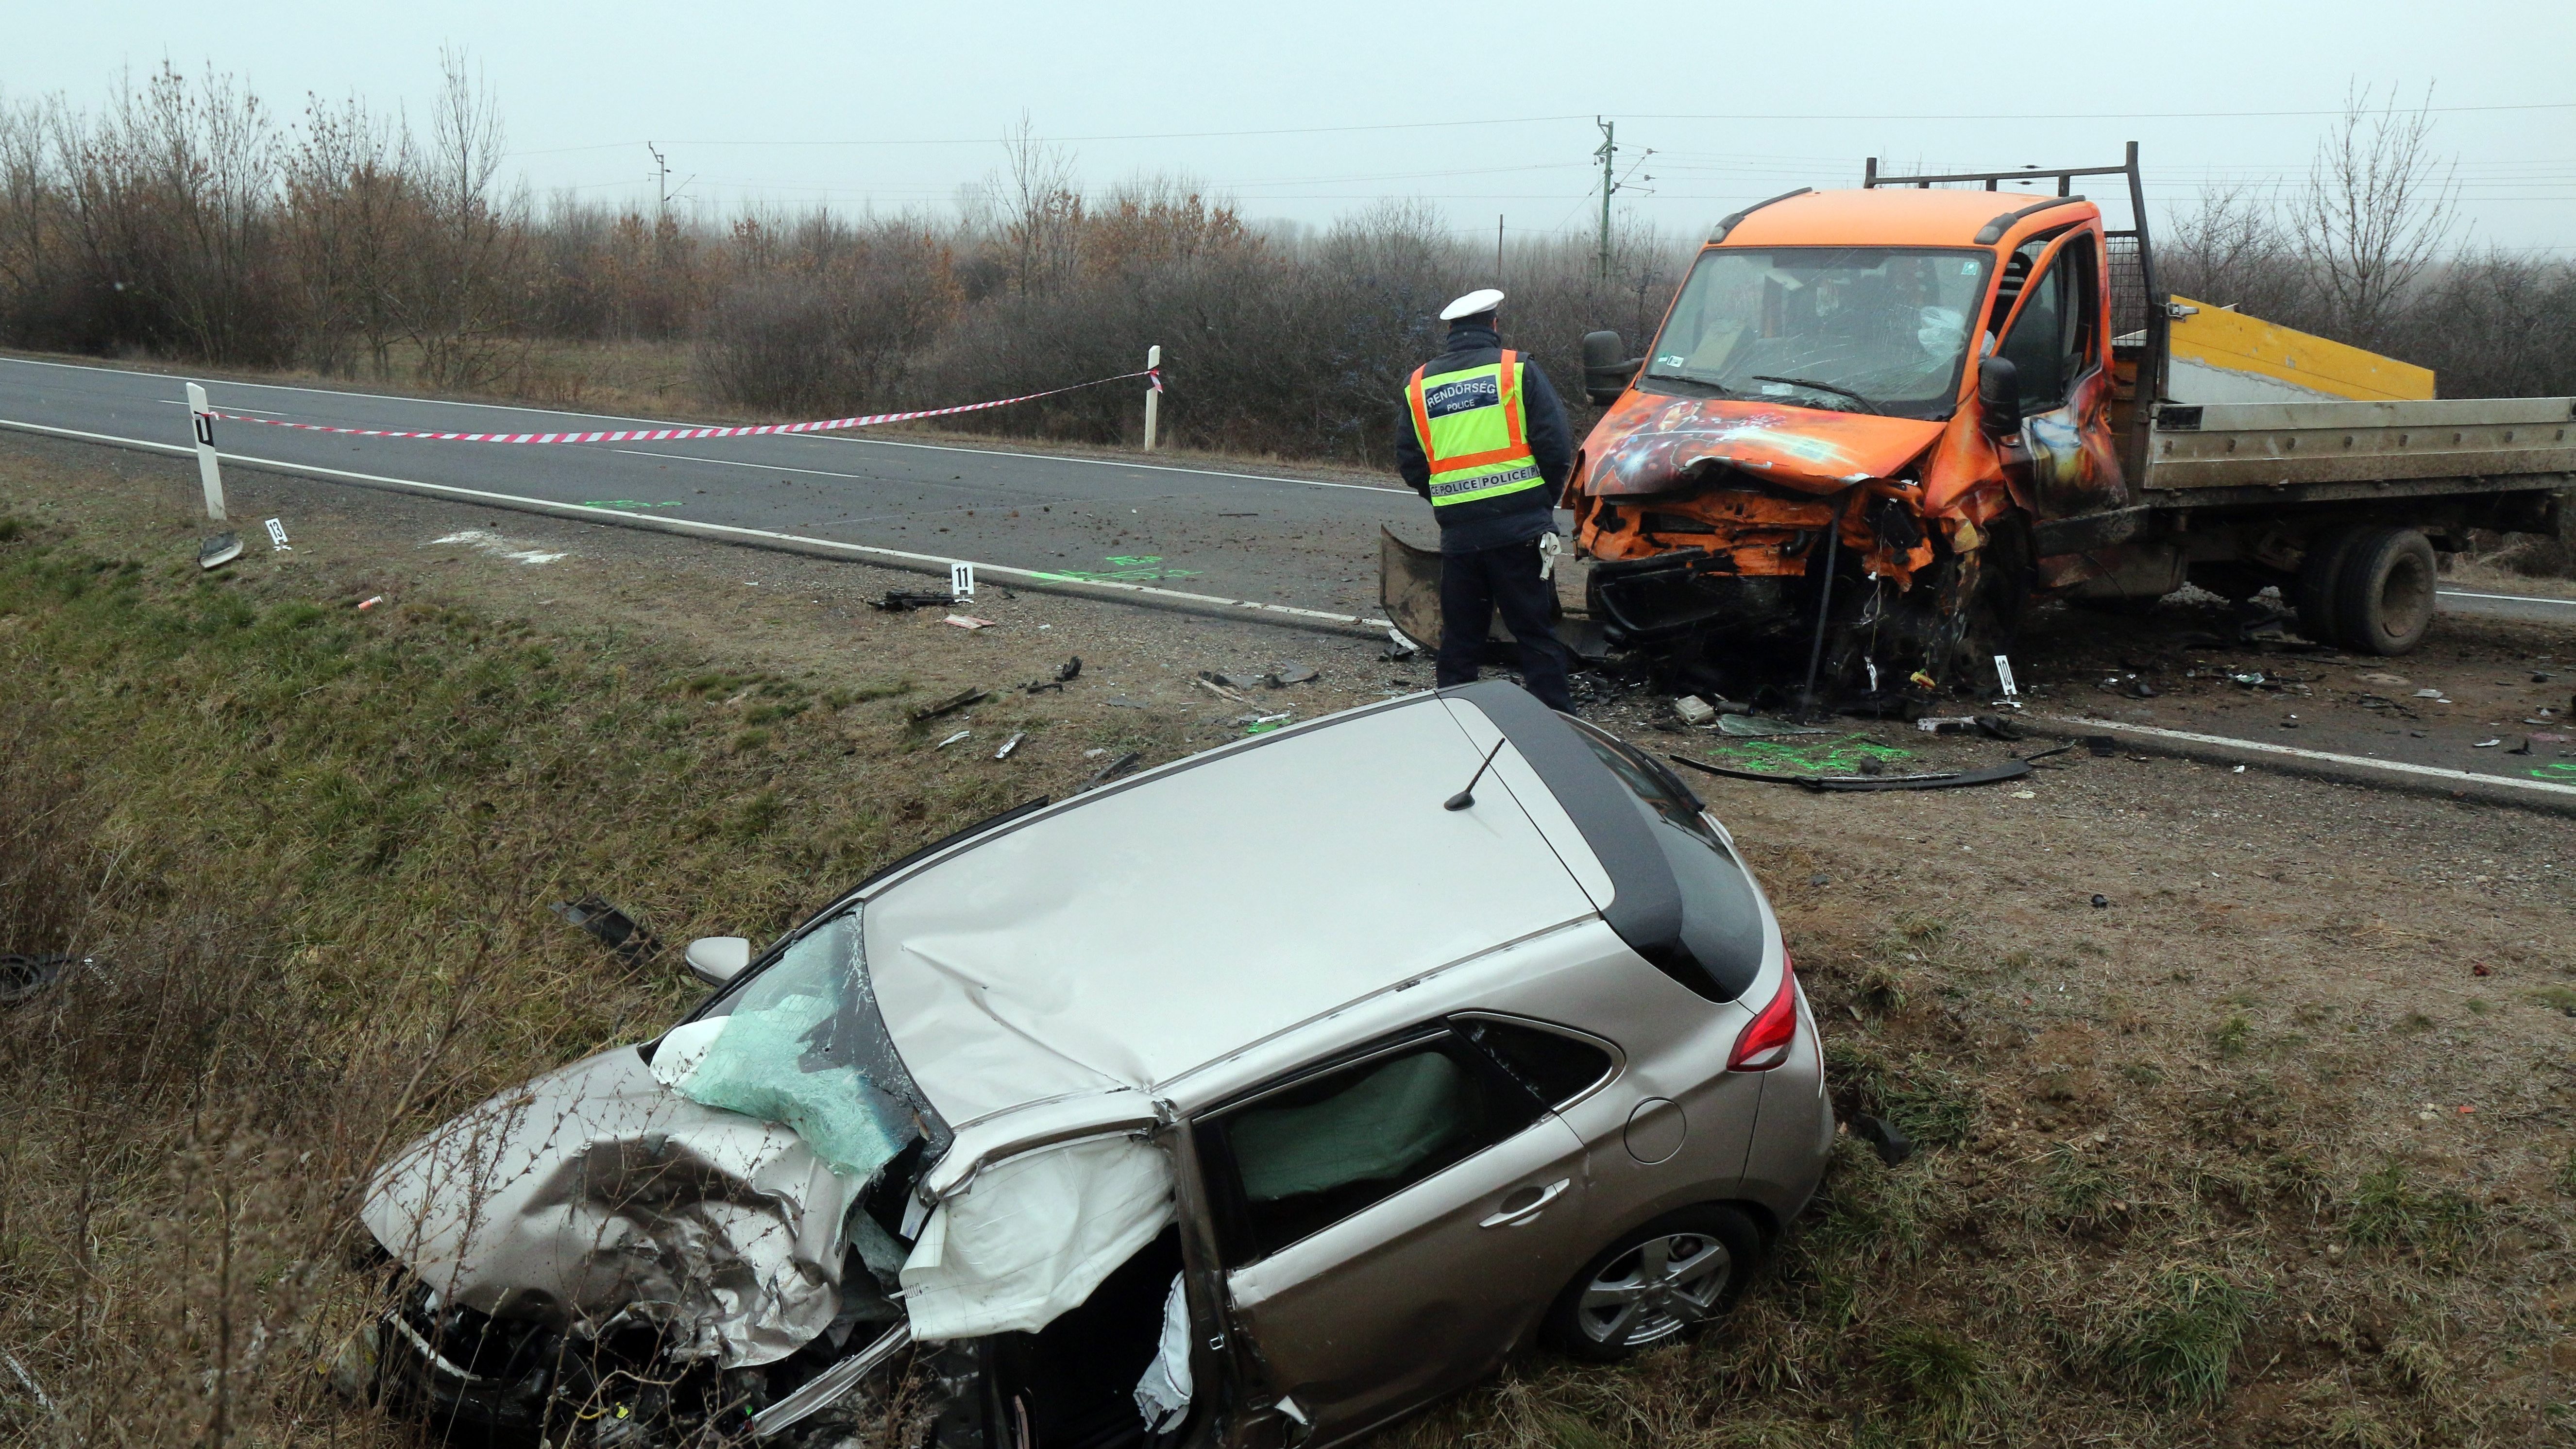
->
[185, 382, 226, 521]
[1142, 344, 1161, 452]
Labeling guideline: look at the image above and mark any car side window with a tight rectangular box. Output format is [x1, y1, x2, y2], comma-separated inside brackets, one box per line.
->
[1999, 254, 2070, 412]
[1455, 1017, 1614, 1109]
[1197, 1032, 1544, 1267]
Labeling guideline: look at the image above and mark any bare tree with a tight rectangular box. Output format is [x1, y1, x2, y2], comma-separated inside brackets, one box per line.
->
[397, 50, 528, 389]
[999, 114, 1080, 298]
[2292, 85, 2458, 345]
[284, 95, 408, 376]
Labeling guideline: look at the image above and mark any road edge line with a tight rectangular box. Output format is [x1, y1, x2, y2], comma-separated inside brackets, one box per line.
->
[0, 416, 1394, 639]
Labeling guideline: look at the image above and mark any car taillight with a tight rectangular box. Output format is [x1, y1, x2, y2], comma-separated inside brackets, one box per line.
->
[1727, 955, 1799, 1072]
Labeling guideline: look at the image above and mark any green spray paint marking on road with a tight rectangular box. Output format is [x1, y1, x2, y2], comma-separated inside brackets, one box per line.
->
[580, 500, 684, 511]
[2530, 761, 2576, 783]
[1702, 735, 1915, 776]
[1033, 554, 1205, 584]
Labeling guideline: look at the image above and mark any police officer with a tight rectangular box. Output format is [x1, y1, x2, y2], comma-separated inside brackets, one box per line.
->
[1394, 288, 1576, 712]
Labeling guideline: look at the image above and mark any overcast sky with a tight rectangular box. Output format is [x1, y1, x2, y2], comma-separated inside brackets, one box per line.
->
[14, 1, 2574, 252]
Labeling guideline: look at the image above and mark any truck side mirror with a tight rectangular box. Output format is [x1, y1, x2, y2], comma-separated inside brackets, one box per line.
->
[684, 936, 751, 988]
[1976, 357, 2020, 438]
[1582, 330, 1638, 405]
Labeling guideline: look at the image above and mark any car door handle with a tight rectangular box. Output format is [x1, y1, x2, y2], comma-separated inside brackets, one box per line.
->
[1479, 1178, 1570, 1228]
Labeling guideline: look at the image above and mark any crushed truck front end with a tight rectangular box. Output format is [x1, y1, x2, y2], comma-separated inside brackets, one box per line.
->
[1570, 178, 2145, 699]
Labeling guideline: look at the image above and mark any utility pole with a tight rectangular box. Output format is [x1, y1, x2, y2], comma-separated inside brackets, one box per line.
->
[1594, 119, 1615, 280]
[1592, 119, 1653, 281]
[648, 142, 671, 220]
[1495, 215, 1505, 280]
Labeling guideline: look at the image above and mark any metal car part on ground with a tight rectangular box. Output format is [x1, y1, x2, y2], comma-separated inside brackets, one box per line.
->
[360, 682, 1831, 1449]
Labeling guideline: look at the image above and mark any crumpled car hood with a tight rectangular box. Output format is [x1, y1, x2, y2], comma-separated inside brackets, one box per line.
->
[1582, 393, 1944, 496]
[361, 1044, 858, 1368]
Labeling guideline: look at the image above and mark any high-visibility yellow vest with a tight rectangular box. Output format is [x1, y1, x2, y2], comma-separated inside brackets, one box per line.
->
[1406, 350, 1545, 508]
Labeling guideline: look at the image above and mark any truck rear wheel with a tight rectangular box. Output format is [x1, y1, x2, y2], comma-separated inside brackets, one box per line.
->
[2293, 527, 2362, 645]
[2333, 527, 2439, 655]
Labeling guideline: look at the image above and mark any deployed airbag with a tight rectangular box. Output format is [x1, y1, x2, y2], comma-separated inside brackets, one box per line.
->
[899, 1134, 1174, 1341]
[1230, 1051, 1470, 1202]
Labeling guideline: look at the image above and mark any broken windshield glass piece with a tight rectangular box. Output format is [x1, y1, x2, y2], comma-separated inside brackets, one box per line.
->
[899, 1134, 1174, 1341]
[1134, 1273, 1193, 1433]
[661, 908, 937, 1180]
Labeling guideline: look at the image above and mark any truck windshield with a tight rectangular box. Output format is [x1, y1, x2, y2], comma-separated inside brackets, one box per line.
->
[1644, 247, 1988, 420]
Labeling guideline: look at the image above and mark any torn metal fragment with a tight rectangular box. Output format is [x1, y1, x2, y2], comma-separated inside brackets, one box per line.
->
[910, 688, 988, 723]
[549, 895, 660, 967]
[1080, 750, 1143, 791]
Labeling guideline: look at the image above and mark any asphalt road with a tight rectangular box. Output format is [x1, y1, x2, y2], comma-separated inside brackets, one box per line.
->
[0, 355, 1428, 618]
[2, 353, 2570, 629]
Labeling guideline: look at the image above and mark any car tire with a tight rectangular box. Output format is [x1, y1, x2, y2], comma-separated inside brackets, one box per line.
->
[2293, 526, 2363, 645]
[2333, 527, 2440, 655]
[1540, 1204, 1760, 1363]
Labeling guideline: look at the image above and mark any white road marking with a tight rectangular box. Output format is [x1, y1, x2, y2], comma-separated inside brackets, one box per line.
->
[2049, 715, 2576, 801]
[0, 413, 1394, 633]
[605, 447, 881, 481]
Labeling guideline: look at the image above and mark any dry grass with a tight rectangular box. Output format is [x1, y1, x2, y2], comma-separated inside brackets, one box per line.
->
[0, 508, 1058, 1446]
[3, 478, 2571, 1447]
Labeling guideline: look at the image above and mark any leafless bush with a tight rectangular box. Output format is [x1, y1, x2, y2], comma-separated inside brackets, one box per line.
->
[698, 213, 958, 414]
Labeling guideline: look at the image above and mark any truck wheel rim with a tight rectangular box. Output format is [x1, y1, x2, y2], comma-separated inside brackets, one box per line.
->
[2378, 551, 2434, 638]
[1575, 1232, 1730, 1347]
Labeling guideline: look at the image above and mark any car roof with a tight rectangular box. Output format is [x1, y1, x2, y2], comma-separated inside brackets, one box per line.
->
[860, 689, 1615, 1129]
[1719, 187, 2096, 250]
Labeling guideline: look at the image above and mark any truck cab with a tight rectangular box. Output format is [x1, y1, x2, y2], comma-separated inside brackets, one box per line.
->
[1562, 146, 2573, 686]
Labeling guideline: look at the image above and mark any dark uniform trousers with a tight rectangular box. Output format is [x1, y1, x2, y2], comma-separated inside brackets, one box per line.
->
[1436, 536, 1574, 713]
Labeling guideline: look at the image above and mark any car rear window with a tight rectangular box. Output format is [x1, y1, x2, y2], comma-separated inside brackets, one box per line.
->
[1571, 723, 1766, 1003]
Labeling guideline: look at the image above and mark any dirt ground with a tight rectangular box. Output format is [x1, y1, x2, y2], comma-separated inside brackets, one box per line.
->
[6, 432, 2574, 1446]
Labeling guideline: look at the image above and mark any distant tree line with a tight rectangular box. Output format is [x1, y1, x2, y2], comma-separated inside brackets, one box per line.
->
[1, 71, 2568, 466]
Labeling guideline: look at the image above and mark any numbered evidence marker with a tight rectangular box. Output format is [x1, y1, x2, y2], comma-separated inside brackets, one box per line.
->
[1994, 655, 2019, 698]
[265, 518, 292, 551]
[949, 562, 976, 599]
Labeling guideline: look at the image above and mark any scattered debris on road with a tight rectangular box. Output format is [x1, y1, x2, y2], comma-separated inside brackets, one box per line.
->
[995, 731, 1026, 760]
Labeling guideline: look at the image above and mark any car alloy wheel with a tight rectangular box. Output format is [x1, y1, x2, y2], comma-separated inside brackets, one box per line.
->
[1574, 1230, 1732, 1349]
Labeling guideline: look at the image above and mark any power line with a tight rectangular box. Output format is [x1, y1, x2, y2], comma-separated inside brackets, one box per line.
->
[506, 99, 2576, 159]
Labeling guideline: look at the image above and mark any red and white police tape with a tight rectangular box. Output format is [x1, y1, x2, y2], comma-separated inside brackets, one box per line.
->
[205, 367, 1160, 444]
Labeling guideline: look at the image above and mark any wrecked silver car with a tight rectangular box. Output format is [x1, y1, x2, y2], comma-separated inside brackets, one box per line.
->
[358, 681, 1832, 1448]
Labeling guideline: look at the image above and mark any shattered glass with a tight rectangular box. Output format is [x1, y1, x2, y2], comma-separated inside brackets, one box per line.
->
[668, 908, 945, 1178]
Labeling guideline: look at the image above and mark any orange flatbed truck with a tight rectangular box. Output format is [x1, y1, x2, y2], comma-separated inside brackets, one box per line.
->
[1409, 147, 2575, 701]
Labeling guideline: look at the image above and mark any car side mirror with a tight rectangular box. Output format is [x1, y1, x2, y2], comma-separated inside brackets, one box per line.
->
[1582, 330, 1639, 406]
[684, 936, 751, 988]
[1976, 357, 2020, 438]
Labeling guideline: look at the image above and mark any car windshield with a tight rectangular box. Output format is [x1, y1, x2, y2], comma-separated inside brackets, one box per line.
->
[1643, 246, 1988, 420]
[674, 908, 952, 1171]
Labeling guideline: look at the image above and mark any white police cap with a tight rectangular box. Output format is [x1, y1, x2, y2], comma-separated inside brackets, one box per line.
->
[1439, 288, 1505, 322]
